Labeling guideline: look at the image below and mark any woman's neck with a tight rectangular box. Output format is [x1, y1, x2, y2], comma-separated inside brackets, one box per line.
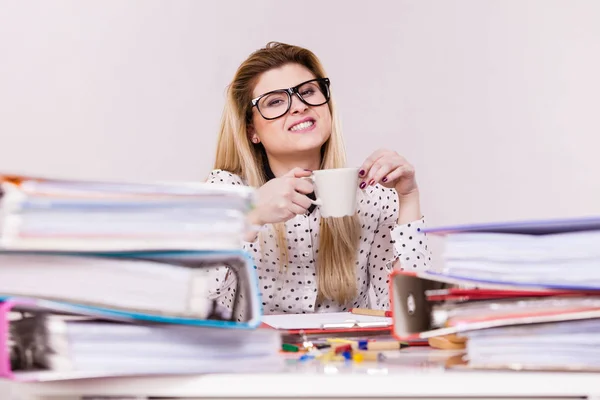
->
[266, 152, 322, 177]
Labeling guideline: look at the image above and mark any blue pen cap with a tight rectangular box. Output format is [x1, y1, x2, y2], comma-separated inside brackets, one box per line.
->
[299, 354, 315, 362]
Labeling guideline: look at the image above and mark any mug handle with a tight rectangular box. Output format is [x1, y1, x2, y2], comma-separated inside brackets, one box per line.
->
[310, 197, 323, 206]
[303, 175, 323, 206]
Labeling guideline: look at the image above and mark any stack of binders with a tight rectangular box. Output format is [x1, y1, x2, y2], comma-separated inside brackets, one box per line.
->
[390, 216, 600, 371]
[0, 174, 282, 382]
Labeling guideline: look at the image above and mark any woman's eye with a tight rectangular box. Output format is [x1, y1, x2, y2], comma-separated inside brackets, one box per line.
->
[267, 99, 284, 107]
[301, 89, 315, 96]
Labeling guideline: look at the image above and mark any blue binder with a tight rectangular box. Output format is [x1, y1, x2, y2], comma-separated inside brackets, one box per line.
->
[0, 249, 261, 329]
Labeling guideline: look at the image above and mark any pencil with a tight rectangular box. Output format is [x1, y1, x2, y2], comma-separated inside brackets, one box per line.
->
[350, 308, 392, 317]
[352, 351, 386, 362]
[427, 336, 466, 350]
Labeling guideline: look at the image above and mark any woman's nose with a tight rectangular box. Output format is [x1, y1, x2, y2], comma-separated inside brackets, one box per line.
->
[289, 93, 308, 114]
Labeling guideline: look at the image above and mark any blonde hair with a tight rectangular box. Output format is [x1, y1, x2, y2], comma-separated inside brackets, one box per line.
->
[213, 42, 361, 304]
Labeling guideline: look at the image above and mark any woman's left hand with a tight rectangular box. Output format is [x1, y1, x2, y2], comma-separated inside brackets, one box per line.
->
[358, 149, 418, 196]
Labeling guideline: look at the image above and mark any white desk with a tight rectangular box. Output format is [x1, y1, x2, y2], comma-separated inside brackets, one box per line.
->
[4, 370, 600, 400]
[3, 349, 600, 400]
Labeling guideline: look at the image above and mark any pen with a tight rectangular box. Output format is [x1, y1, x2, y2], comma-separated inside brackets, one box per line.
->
[350, 308, 392, 317]
[281, 343, 300, 352]
[356, 339, 408, 351]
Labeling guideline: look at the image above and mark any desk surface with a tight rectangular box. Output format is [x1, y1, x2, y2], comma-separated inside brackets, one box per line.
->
[4, 348, 600, 400]
[6, 370, 600, 400]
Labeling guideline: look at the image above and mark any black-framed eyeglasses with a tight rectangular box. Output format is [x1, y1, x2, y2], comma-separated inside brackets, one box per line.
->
[250, 77, 331, 120]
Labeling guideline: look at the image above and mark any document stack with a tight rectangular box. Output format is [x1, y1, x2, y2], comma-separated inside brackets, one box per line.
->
[0, 174, 255, 252]
[391, 216, 600, 372]
[0, 174, 282, 382]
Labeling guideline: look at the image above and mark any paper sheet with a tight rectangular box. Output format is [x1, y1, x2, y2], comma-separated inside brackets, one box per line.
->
[261, 311, 391, 330]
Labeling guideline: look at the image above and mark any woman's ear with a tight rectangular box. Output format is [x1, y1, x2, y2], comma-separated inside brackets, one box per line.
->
[247, 125, 260, 144]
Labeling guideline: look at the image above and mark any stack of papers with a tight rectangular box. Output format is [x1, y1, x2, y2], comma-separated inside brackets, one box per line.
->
[428, 216, 600, 289]
[390, 216, 600, 371]
[0, 174, 261, 323]
[3, 299, 282, 381]
[0, 174, 255, 251]
[0, 174, 282, 381]
[464, 319, 600, 371]
[0, 250, 260, 323]
[261, 312, 408, 345]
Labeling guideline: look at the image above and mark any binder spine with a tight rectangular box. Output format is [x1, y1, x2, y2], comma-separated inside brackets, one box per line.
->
[0, 300, 16, 379]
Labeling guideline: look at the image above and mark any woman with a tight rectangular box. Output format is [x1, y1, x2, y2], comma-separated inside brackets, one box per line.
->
[207, 42, 431, 319]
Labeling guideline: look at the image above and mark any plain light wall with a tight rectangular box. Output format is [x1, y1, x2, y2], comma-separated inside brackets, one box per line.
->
[1, 0, 600, 261]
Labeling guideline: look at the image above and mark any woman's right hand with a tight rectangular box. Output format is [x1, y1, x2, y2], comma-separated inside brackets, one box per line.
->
[249, 167, 315, 226]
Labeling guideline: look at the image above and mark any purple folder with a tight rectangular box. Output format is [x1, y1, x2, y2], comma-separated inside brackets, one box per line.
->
[423, 215, 600, 236]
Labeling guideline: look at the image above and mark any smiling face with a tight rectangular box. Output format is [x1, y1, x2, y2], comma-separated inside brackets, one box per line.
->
[249, 63, 332, 162]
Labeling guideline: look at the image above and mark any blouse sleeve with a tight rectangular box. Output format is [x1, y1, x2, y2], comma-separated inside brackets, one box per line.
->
[203, 169, 258, 321]
[366, 186, 432, 309]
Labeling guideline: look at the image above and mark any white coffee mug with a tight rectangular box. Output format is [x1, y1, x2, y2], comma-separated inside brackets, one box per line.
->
[306, 167, 360, 218]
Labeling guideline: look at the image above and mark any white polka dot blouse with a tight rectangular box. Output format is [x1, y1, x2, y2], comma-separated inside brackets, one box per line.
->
[206, 169, 432, 319]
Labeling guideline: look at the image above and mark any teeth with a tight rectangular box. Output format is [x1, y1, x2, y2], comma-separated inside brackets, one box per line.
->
[290, 121, 314, 131]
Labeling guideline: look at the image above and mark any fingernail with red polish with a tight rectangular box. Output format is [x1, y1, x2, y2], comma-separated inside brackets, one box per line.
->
[359, 170, 365, 176]
[359, 182, 366, 189]
[368, 179, 375, 185]
[382, 177, 388, 183]
[304, 169, 312, 172]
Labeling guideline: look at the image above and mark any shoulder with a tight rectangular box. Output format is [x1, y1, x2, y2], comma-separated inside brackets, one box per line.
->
[206, 169, 247, 186]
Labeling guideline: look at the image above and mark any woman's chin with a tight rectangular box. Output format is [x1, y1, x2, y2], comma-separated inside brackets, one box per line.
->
[293, 140, 327, 154]
[291, 131, 329, 147]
